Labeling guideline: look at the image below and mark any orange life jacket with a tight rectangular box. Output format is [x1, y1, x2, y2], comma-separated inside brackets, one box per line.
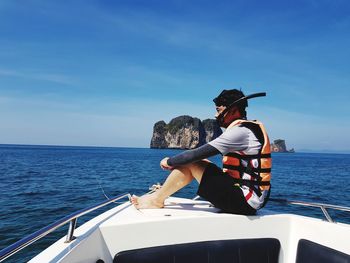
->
[222, 119, 272, 199]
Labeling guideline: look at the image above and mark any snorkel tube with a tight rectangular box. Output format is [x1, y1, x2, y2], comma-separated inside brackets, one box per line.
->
[216, 92, 266, 126]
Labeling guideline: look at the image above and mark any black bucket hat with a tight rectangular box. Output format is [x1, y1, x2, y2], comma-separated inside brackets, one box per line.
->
[213, 89, 248, 108]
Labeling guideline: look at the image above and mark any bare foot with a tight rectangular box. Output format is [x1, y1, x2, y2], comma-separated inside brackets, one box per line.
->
[131, 193, 164, 209]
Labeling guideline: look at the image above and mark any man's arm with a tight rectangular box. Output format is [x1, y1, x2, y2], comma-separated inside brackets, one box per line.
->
[166, 144, 221, 167]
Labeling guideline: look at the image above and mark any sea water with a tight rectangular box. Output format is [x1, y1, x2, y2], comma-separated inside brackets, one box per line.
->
[0, 145, 349, 262]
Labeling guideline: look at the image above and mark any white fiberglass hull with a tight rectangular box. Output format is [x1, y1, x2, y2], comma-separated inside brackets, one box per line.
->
[29, 197, 350, 263]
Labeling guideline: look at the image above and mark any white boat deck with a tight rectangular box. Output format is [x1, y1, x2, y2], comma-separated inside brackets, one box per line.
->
[29, 197, 350, 263]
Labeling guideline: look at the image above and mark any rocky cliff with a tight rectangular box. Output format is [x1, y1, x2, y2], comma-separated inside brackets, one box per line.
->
[270, 139, 295, 153]
[150, 115, 222, 149]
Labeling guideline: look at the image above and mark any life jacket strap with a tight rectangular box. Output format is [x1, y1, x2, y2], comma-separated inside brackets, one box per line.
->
[225, 152, 271, 159]
[231, 178, 270, 186]
[223, 164, 271, 174]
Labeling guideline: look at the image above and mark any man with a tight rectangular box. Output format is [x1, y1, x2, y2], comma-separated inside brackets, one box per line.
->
[132, 89, 271, 215]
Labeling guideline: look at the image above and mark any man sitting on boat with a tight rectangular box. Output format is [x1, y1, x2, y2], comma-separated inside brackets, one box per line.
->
[132, 89, 272, 215]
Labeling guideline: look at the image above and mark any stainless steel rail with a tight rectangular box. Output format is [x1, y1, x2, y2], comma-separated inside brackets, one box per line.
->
[0, 193, 131, 262]
[269, 198, 350, 223]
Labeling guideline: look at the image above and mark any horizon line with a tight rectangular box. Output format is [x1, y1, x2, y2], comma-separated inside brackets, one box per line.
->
[0, 143, 349, 154]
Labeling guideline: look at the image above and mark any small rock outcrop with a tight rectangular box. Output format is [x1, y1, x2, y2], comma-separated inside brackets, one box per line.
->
[270, 139, 295, 153]
[150, 115, 222, 149]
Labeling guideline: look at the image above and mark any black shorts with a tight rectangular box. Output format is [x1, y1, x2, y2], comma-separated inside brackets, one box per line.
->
[197, 163, 256, 215]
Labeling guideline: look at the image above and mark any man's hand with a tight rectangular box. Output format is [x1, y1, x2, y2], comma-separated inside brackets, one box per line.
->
[160, 157, 173, 170]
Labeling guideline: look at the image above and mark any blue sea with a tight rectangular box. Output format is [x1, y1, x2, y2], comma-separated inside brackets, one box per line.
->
[0, 144, 349, 262]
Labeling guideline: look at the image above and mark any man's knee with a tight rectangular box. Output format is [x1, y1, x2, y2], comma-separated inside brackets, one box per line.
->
[188, 160, 210, 182]
[174, 166, 191, 176]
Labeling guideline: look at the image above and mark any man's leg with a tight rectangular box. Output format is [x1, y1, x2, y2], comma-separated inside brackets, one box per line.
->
[131, 160, 209, 209]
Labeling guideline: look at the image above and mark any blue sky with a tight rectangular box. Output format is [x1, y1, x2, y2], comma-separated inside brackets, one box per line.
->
[0, 0, 349, 152]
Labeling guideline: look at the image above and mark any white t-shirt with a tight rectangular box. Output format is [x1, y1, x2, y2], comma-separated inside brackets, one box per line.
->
[208, 125, 261, 155]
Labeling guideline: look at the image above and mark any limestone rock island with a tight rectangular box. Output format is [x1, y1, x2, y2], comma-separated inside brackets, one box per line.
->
[150, 115, 222, 149]
[270, 139, 295, 153]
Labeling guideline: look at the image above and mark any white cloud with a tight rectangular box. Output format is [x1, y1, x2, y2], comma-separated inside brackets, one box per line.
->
[0, 68, 77, 85]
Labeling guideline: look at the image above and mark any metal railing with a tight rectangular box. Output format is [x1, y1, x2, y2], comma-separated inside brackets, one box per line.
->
[269, 198, 350, 223]
[0, 193, 131, 262]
